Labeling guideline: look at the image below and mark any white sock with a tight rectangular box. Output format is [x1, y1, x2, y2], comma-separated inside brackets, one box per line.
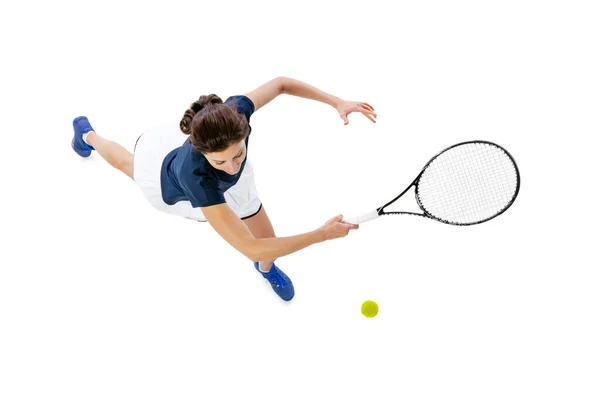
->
[82, 132, 90, 145]
[259, 264, 271, 273]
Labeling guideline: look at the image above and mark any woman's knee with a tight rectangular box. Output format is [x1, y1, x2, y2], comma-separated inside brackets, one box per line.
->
[243, 206, 275, 238]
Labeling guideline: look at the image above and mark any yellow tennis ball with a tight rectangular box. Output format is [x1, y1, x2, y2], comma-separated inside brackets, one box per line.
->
[361, 300, 379, 318]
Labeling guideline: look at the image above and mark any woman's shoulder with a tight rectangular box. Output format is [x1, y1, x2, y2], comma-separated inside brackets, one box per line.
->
[224, 95, 255, 121]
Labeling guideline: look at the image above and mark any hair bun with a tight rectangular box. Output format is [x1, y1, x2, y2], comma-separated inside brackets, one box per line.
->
[198, 94, 223, 109]
[179, 109, 194, 134]
[179, 94, 224, 135]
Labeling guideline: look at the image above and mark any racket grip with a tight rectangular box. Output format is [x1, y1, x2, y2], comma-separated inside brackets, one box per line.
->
[343, 210, 380, 225]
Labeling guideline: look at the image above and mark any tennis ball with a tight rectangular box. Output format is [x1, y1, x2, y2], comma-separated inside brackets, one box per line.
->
[361, 300, 379, 318]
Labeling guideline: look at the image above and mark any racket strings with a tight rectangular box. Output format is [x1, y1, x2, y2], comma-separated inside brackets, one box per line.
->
[416, 142, 518, 224]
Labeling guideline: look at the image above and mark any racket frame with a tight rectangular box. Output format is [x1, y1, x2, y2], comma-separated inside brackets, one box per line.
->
[374, 140, 521, 226]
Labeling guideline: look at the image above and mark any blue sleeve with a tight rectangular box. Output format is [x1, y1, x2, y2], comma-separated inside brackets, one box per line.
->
[225, 95, 255, 122]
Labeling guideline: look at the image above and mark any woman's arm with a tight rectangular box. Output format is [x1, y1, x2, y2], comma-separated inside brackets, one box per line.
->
[245, 76, 377, 124]
[201, 203, 356, 262]
[280, 77, 342, 108]
[243, 77, 285, 113]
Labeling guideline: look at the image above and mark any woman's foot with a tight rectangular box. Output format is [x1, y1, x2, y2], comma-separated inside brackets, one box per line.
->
[254, 262, 295, 301]
[72, 116, 95, 157]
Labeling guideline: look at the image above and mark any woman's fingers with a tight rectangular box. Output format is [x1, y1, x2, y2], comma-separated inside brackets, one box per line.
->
[359, 102, 374, 111]
[326, 214, 344, 225]
[358, 103, 377, 122]
[362, 109, 377, 123]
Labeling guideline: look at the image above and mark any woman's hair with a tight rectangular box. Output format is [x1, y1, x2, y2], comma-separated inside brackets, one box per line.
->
[179, 94, 249, 154]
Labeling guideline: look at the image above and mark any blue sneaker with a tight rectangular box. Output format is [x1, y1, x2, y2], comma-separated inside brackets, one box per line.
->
[72, 116, 95, 157]
[254, 262, 295, 301]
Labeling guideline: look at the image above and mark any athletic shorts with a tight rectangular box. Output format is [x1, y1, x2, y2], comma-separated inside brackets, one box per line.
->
[132, 123, 262, 222]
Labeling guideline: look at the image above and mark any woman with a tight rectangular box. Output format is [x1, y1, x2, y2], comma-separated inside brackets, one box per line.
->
[71, 76, 377, 301]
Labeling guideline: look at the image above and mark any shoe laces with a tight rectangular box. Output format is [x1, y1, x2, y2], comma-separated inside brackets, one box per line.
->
[265, 268, 286, 288]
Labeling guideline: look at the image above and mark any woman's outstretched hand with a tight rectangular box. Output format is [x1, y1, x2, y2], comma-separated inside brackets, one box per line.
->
[318, 214, 359, 241]
[337, 100, 377, 125]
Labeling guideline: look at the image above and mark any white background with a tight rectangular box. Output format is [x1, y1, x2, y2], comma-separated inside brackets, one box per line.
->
[1, 0, 599, 399]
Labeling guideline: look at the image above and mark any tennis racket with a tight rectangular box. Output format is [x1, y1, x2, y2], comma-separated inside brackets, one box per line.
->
[343, 140, 520, 226]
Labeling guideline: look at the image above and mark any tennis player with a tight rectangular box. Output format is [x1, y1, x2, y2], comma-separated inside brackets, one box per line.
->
[71, 76, 377, 301]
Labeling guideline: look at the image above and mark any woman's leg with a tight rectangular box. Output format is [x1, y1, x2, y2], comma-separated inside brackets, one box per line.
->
[242, 206, 276, 272]
[86, 131, 135, 180]
[244, 205, 294, 301]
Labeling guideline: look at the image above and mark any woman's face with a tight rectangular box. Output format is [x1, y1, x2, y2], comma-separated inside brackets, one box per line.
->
[204, 139, 247, 175]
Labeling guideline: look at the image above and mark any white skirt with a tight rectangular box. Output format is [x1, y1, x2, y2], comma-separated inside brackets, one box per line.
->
[133, 122, 262, 222]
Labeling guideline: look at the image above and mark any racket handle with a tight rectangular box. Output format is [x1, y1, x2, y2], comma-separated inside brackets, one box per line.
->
[343, 210, 380, 225]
